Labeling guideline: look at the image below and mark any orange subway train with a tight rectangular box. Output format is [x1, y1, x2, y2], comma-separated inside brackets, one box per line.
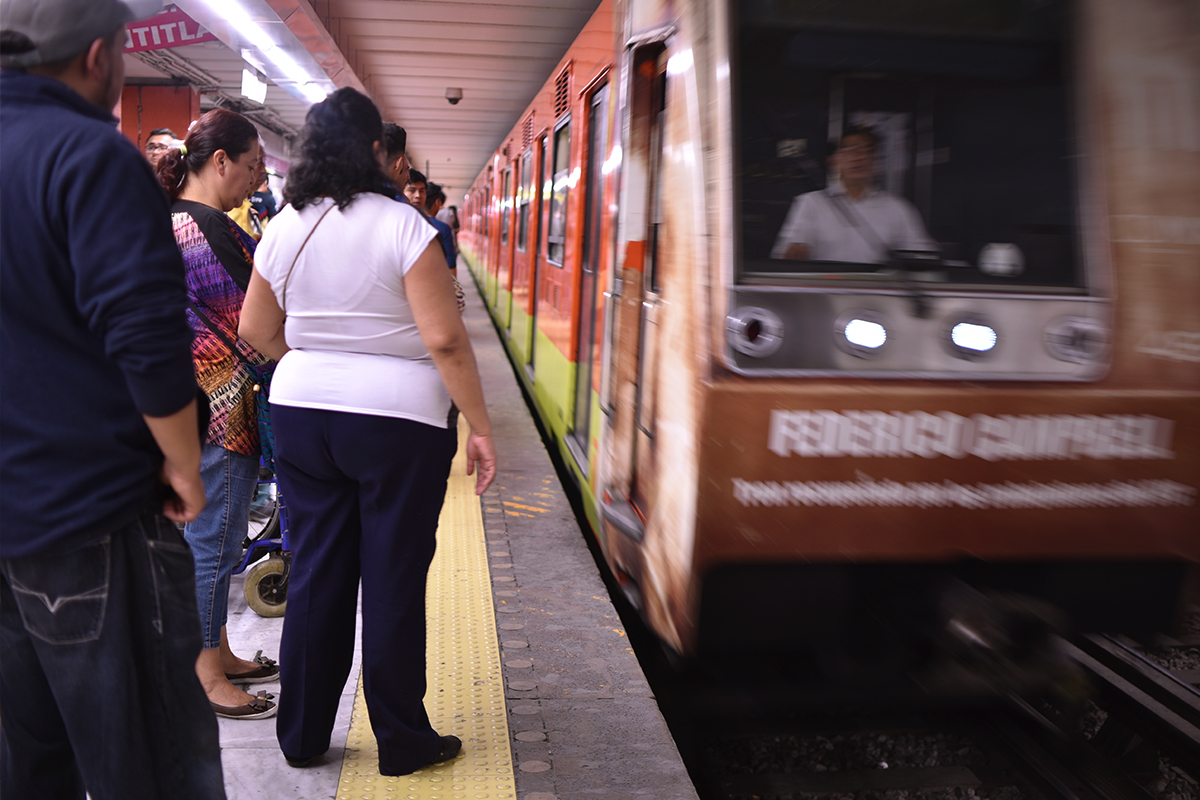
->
[459, 0, 1200, 677]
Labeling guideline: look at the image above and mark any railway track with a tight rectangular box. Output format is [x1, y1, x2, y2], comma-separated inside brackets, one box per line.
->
[662, 634, 1200, 800]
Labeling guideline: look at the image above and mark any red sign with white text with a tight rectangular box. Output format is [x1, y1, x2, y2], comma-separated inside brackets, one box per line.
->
[124, 5, 218, 53]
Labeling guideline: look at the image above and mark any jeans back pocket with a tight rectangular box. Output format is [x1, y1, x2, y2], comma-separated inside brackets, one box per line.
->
[5, 536, 110, 645]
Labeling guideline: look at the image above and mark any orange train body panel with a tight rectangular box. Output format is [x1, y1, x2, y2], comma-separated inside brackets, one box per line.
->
[466, 0, 616, 362]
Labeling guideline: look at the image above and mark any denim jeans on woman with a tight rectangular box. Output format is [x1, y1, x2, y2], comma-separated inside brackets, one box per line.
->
[185, 442, 259, 649]
[0, 509, 225, 800]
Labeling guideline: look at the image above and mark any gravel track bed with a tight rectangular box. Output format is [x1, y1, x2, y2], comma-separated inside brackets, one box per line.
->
[701, 727, 1027, 800]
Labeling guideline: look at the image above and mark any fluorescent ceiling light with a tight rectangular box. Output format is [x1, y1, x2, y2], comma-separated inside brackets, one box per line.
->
[241, 68, 267, 104]
[300, 83, 328, 104]
[192, 0, 331, 105]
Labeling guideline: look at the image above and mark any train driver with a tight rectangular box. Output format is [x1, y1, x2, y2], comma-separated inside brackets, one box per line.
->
[770, 125, 936, 265]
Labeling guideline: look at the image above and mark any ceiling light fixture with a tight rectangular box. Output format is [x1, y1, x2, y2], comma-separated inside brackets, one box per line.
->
[191, 0, 331, 105]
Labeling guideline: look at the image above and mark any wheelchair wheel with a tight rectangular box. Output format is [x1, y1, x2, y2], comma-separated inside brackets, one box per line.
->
[245, 556, 287, 617]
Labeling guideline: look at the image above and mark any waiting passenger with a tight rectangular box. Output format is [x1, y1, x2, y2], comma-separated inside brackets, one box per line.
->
[240, 86, 497, 775]
[144, 125, 177, 167]
[771, 125, 935, 265]
[229, 140, 268, 240]
[436, 203, 461, 244]
[382, 121, 410, 194]
[0, 0, 224, 796]
[251, 171, 278, 223]
[406, 169, 458, 274]
[426, 181, 446, 217]
[156, 109, 280, 720]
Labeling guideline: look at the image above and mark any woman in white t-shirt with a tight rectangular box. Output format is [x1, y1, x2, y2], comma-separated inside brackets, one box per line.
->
[240, 88, 497, 776]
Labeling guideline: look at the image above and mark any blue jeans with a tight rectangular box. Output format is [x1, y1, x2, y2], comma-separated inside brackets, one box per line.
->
[0, 510, 225, 800]
[185, 443, 259, 649]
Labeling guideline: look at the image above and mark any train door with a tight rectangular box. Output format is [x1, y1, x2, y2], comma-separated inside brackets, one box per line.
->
[482, 180, 492, 289]
[494, 165, 512, 312]
[528, 132, 548, 380]
[568, 82, 611, 471]
[602, 42, 668, 539]
[511, 146, 533, 344]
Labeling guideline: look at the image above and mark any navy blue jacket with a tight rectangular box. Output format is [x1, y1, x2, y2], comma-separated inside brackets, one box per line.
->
[427, 215, 458, 270]
[0, 71, 198, 558]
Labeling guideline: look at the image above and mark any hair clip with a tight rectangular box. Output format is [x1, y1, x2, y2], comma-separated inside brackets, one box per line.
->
[172, 140, 188, 157]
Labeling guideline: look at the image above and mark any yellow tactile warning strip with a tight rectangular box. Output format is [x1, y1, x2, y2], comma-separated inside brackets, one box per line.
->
[336, 418, 516, 799]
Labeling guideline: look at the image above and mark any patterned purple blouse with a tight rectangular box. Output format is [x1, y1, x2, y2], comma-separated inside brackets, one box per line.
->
[172, 200, 271, 456]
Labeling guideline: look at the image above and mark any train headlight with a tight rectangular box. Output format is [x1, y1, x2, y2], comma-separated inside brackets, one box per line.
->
[727, 307, 784, 357]
[944, 314, 998, 360]
[835, 309, 890, 358]
[1044, 316, 1108, 364]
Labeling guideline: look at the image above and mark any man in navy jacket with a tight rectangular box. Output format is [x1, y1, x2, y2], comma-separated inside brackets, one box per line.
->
[0, 0, 225, 796]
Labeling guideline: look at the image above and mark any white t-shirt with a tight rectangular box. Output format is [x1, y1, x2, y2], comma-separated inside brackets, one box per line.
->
[770, 184, 935, 264]
[254, 194, 446, 426]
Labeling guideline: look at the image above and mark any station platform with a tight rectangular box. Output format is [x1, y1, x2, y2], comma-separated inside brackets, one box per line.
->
[217, 273, 699, 800]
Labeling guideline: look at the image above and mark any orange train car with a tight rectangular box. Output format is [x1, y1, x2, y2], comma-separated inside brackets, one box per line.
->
[462, 0, 1200, 675]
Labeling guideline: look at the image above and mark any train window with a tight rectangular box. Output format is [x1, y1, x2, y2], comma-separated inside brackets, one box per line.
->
[483, 184, 491, 239]
[500, 168, 511, 246]
[548, 119, 571, 266]
[517, 150, 533, 252]
[734, 0, 1086, 293]
[646, 57, 667, 295]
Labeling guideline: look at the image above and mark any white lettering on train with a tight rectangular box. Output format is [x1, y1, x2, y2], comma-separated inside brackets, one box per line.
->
[732, 476, 1197, 510]
[1136, 330, 1200, 363]
[767, 411, 1175, 461]
[1112, 215, 1200, 244]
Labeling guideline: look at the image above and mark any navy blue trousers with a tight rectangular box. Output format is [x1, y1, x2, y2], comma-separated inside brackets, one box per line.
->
[0, 510, 225, 800]
[272, 405, 456, 775]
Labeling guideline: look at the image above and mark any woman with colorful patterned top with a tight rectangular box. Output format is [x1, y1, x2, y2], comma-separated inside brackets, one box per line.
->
[156, 108, 279, 720]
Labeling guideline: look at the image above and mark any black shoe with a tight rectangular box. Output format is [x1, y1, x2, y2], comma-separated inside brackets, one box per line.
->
[284, 754, 316, 768]
[379, 735, 463, 776]
[432, 735, 462, 764]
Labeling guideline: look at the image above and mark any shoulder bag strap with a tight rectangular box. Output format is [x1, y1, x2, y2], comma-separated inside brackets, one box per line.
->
[280, 202, 336, 313]
[188, 300, 259, 374]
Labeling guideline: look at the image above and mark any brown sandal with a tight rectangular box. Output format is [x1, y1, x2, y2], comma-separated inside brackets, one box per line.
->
[224, 650, 279, 684]
[211, 690, 277, 720]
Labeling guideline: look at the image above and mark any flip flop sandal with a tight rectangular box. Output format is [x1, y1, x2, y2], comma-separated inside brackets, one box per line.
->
[225, 650, 279, 684]
[212, 690, 277, 720]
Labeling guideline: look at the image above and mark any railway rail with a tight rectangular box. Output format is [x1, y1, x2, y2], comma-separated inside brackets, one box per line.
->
[647, 632, 1200, 800]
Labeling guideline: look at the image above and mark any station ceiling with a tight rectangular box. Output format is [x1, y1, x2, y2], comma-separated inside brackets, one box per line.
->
[125, 0, 602, 201]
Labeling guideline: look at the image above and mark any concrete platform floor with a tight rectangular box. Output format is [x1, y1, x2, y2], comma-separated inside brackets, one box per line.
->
[216, 273, 698, 800]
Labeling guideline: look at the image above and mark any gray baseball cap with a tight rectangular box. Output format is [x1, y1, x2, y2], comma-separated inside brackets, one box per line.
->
[0, 0, 162, 68]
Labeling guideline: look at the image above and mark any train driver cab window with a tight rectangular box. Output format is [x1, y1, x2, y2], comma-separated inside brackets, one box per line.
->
[735, 0, 1086, 293]
[548, 120, 571, 266]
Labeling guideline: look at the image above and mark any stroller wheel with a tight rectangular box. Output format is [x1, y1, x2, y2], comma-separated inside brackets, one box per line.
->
[245, 557, 287, 617]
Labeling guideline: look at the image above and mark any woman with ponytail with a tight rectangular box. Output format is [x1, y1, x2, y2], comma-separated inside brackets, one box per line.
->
[156, 108, 279, 720]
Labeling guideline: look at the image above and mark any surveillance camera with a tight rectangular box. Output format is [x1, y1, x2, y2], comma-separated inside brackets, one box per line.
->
[445, 87, 463, 105]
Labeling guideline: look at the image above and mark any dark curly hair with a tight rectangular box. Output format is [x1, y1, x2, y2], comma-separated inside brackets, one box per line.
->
[155, 108, 259, 200]
[284, 88, 392, 211]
